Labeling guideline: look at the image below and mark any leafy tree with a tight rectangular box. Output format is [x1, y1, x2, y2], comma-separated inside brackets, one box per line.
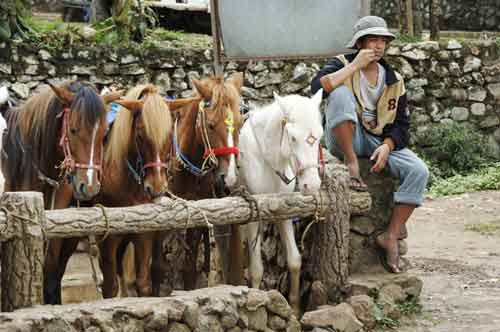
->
[0, 0, 37, 42]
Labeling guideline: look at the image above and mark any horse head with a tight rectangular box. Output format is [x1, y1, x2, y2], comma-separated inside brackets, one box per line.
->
[190, 73, 244, 194]
[111, 84, 172, 198]
[274, 89, 324, 194]
[48, 82, 122, 201]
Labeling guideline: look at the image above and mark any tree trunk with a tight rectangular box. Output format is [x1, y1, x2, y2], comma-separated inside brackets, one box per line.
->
[405, 0, 414, 36]
[414, 0, 423, 37]
[395, 0, 403, 32]
[430, 0, 441, 40]
[0, 192, 44, 312]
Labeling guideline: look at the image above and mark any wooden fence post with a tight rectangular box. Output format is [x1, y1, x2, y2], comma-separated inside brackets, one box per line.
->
[0, 192, 45, 312]
[309, 164, 351, 294]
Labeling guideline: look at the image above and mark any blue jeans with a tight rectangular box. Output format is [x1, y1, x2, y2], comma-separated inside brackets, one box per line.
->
[324, 85, 429, 206]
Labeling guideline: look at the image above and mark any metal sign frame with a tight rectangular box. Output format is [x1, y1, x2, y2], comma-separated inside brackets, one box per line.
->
[210, 0, 371, 71]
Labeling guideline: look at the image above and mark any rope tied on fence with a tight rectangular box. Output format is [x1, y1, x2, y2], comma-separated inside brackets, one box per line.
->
[230, 185, 262, 250]
[300, 189, 326, 250]
[164, 189, 216, 249]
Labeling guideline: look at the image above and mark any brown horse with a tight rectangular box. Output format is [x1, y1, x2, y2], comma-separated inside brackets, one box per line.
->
[96, 84, 173, 298]
[1, 81, 120, 304]
[167, 73, 245, 289]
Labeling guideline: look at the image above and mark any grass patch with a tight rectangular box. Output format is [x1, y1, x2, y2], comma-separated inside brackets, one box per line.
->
[25, 16, 64, 33]
[465, 220, 500, 236]
[395, 32, 422, 43]
[396, 296, 422, 316]
[427, 162, 500, 197]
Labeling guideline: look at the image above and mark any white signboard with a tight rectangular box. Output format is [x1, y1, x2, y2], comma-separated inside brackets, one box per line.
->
[214, 0, 370, 60]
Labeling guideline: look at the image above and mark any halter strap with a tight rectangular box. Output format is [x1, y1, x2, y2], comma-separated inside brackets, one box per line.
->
[57, 107, 102, 178]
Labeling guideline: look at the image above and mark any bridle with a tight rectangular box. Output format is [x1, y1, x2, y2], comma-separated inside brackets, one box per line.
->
[57, 107, 102, 180]
[126, 110, 170, 185]
[173, 99, 239, 177]
[248, 114, 325, 186]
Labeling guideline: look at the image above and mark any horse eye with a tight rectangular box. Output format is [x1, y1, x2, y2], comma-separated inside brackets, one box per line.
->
[208, 122, 215, 130]
[70, 128, 78, 135]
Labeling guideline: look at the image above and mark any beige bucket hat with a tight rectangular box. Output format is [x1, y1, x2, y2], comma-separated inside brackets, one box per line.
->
[346, 16, 395, 49]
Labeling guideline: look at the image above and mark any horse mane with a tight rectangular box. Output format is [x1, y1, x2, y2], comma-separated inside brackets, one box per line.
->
[198, 76, 241, 117]
[104, 84, 172, 175]
[3, 81, 105, 190]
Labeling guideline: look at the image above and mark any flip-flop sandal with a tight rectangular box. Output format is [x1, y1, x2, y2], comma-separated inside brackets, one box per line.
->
[349, 176, 368, 192]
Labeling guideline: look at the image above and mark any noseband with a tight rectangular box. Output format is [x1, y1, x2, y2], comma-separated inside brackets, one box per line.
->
[57, 107, 102, 179]
[127, 110, 170, 185]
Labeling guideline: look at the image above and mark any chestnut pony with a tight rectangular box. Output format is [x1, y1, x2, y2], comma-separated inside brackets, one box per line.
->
[1, 81, 120, 304]
[169, 73, 245, 289]
[119, 73, 245, 293]
[96, 84, 173, 298]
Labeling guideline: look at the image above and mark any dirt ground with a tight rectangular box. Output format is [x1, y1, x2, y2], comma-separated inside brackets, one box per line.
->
[376, 190, 500, 332]
[63, 191, 500, 331]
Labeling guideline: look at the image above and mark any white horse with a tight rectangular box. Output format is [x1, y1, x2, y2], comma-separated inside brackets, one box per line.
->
[238, 89, 324, 316]
[0, 86, 9, 193]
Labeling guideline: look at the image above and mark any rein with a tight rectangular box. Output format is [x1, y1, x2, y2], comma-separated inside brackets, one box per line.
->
[57, 107, 102, 179]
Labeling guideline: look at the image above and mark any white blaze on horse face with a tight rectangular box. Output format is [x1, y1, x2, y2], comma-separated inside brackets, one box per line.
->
[86, 123, 99, 185]
[225, 131, 238, 188]
[155, 153, 162, 180]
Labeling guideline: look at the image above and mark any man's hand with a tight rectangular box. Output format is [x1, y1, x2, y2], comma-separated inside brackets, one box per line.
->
[370, 143, 391, 173]
[352, 49, 378, 70]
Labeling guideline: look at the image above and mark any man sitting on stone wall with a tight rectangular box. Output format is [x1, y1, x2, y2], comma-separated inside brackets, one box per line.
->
[311, 16, 429, 273]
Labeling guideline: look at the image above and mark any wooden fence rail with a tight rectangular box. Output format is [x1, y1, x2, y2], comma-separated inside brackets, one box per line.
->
[0, 184, 371, 312]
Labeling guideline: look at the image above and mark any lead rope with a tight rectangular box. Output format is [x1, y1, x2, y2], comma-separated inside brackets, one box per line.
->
[80, 200, 111, 295]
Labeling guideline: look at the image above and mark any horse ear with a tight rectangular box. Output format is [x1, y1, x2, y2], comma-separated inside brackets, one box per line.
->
[113, 99, 143, 114]
[47, 82, 75, 105]
[273, 91, 289, 116]
[192, 79, 212, 100]
[228, 72, 244, 92]
[102, 90, 124, 104]
[311, 88, 323, 108]
[165, 97, 197, 112]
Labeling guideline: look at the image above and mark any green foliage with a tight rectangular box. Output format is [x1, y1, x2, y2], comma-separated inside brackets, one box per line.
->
[396, 296, 422, 316]
[428, 162, 500, 197]
[418, 122, 495, 178]
[25, 16, 64, 33]
[465, 220, 500, 236]
[395, 32, 422, 43]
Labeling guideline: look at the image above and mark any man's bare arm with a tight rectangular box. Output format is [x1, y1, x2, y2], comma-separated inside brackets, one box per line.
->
[319, 49, 378, 93]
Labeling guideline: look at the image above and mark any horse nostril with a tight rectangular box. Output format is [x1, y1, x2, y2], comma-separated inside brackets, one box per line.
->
[145, 184, 153, 196]
[79, 182, 87, 195]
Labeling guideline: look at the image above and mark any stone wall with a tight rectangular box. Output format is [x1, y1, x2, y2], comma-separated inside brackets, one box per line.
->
[1, 39, 499, 155]
[0, 286, 302, 332]
[371, 0, 500, 31]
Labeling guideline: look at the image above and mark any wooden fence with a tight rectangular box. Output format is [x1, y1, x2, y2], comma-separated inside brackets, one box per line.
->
[0, 182, 371, 312]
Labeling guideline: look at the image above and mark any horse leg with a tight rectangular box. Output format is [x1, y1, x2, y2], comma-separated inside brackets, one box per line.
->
[183, 228, 203, 290]
[98, 236, 121, 298]
[228, 224, 244, 285]
[44, 239, 63, 304]
[133, 233, 153, 297]
[43, 184, 73, 304]
[246, 222, 264, 289]
[151, 232, 166, 296]
[278, 219, 302, 317]
[117, 240, 135, 297]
